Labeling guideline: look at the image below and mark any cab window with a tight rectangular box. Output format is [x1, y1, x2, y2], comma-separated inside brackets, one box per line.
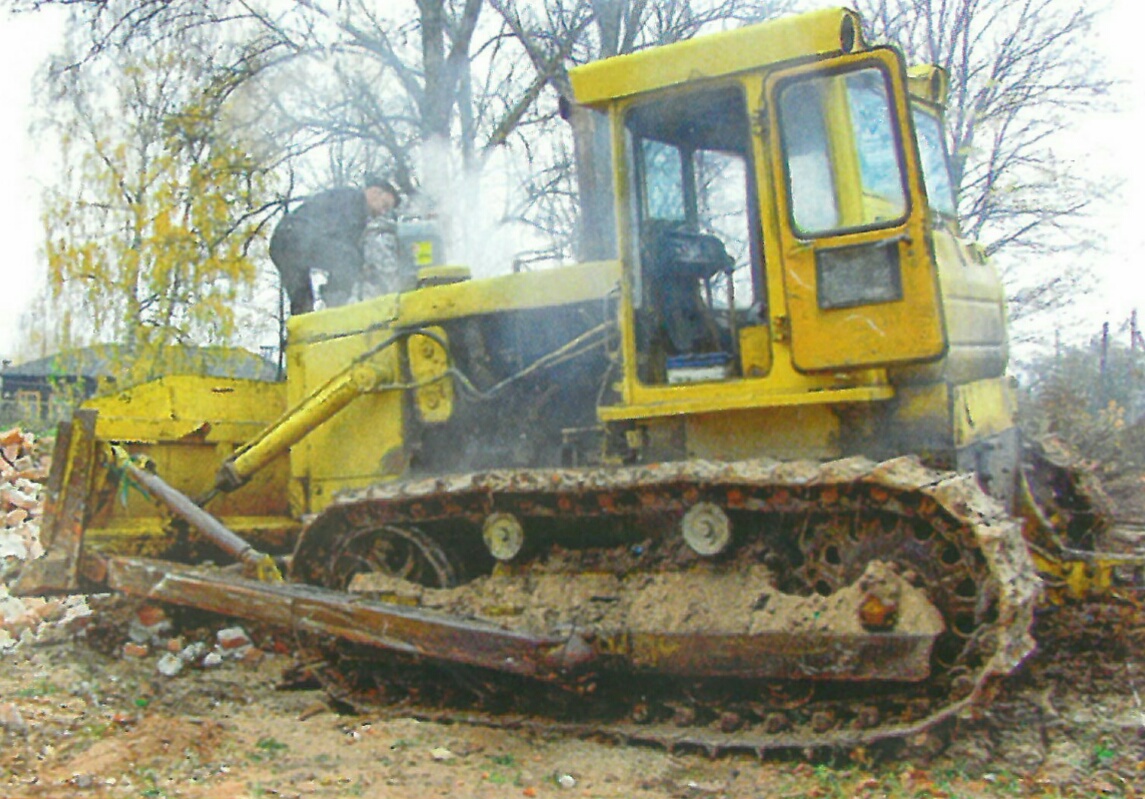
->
[777, 66, 909, 237]
[624, 85, 762, 383]
[911, 104, 958, 218]
[641, 140, 687, 221]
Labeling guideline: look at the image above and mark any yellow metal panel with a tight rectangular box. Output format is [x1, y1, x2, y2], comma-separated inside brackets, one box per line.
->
[84, 376, 286, 442]
[684, 406, 840, 461]
[78, 378, 294, 538]
[951, 377, 1018, 448]
[288, 293, 399, 345]
[288, 261, 620, 347]
[738, 325, 773, 377]
[85, 515, 299, 556]
[890, 382, 950, 428]
[928, 228, 1008, 384]
[569, 8, 861, 107]
[600, 379, 891, 423]
[287, 327, 406, 514]
[396, 261, 620, 329]
[93, 419, 269, 444]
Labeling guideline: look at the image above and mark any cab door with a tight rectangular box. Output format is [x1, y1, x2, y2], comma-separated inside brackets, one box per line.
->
[766, 49, 946, 371]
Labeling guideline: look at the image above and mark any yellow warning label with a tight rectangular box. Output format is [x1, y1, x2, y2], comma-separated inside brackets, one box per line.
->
[413, 241, 434, 266]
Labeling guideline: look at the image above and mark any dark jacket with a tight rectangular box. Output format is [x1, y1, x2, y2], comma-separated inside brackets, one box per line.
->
[269, 188, 369, 315]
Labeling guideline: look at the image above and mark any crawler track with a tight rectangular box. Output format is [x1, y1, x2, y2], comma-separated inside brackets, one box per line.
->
[290, 456, 1041, 754]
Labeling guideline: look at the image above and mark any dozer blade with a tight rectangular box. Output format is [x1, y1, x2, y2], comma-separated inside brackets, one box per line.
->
[105, 556, 942, 683]
[14, 410, 98, 596]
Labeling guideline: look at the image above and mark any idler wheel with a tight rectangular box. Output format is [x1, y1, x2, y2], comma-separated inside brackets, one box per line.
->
[483, 512, 525, 562]
[681, 502, 732, 556]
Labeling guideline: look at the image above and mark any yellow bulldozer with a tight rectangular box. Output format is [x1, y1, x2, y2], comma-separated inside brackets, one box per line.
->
[14, 7, 1139, 754]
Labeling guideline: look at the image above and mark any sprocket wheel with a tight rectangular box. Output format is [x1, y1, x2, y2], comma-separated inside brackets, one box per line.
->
[786, 501, 993, 672]
[320, 524, 458, 591]
[290, 524, 462, 708]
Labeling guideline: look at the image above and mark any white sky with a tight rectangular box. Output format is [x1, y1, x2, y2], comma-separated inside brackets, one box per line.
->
[0, 3, 1141, 361]
[0, 7, 66, 360]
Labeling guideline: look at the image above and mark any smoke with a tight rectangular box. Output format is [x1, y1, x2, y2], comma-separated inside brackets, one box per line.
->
[414, 135, 541, 279]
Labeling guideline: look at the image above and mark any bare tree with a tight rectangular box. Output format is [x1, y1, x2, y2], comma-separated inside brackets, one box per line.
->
[15, 0, 798, 279]
[854, 0, 1112, 325]
[489, 0, 796, 262]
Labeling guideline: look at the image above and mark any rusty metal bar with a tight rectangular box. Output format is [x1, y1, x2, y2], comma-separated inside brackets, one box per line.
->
[118, 460, 282, 581]
[105, 557, 575, 679]
[622, 630, 935, 680]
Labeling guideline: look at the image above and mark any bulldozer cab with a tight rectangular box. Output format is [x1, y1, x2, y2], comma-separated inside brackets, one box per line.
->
[572, 10, 950, 421]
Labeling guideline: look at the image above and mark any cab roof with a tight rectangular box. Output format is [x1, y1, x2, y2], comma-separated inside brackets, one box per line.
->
[568, 7, 863, 108]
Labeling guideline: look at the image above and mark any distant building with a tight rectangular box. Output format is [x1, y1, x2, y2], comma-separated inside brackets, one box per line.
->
[0, 344, 279, 425]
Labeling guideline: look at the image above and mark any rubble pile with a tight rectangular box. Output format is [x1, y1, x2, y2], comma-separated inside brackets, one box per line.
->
[0, 427, 49, 573]
[0, 426, 278, 672]
[0, 427, 89, 651]
[120, 604, 270, 677]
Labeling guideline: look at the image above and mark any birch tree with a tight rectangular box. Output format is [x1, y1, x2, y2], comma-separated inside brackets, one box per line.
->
[39, 29, 278, 385]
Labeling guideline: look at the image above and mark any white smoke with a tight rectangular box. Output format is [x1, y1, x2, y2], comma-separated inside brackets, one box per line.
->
[413, 135, 543, 280]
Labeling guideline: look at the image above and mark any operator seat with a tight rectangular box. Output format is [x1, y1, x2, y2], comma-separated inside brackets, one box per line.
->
[641, 224, 733, 356]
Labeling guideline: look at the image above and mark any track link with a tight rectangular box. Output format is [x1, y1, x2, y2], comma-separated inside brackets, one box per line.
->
[290, 456, 1040, 754]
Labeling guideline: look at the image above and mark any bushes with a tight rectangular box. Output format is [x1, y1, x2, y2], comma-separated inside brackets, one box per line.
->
[1020, 336, 1145, 482]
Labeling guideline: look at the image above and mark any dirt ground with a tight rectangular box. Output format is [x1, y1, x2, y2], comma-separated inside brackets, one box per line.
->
[0, 594, 1140, 799]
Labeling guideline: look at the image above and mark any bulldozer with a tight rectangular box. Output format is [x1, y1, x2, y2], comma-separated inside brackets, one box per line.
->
[13, 7, 1138, 754]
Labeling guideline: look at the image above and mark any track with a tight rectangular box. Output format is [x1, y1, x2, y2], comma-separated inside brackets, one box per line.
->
[288, 456, 1041, 754]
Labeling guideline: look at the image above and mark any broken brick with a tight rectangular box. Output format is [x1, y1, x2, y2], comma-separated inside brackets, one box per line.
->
[217, 626, 251, 650]
[123, 642, 150, 658]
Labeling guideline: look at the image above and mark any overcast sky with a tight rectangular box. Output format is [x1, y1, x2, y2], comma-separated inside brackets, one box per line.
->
[0, 3, 1141, 361]
[0, 5, 66, 360]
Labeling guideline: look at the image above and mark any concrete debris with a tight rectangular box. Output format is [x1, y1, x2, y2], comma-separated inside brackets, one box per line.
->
[71, 773, 96, 790]
[156, 652, 184, 677]
[0, 701, 29, 735]
[0, 588, 29, 627]
[0, 486, 38, 512]
[135, 605, 167, 627]
[128, 608, 173, 645]
[123, 642, 150, 659]
[179, 642, 208, 663]
[0, 428, 92, 653]
[0, 510, 280, 679]
[430, 746, 455, 762]
[217, 626, 252, 651]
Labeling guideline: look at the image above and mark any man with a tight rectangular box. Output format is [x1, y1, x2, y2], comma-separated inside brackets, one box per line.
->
[269, 177, 400, 315]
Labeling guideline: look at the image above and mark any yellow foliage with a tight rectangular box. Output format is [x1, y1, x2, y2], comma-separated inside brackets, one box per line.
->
[41, 46, 275, 385]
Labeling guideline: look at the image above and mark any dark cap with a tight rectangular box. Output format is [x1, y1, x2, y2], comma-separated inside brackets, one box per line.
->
[365, 175, 400, 206]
